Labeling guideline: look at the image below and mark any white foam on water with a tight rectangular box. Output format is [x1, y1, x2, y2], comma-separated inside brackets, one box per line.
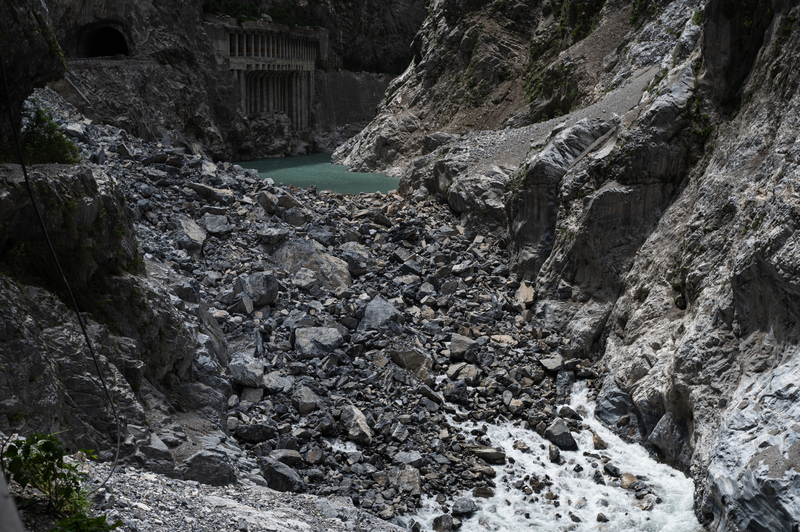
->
[324, 437, 359, 453]
[414, 381, 702, 532]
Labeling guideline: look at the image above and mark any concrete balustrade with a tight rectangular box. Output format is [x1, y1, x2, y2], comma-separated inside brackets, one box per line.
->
[206, 16, 324, 130]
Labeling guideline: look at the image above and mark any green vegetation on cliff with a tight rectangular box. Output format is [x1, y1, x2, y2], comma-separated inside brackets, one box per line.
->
[523, 0, 606, 112]
[0, 106, 79, 165]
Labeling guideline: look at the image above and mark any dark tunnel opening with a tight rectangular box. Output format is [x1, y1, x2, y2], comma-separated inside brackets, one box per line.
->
[83, 27, 129, 57]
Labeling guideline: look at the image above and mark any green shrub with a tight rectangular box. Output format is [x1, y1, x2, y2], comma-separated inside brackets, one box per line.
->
[1, 433, 87, 512]
[1, 433, 122, 532]
[0, 106, 80, 165]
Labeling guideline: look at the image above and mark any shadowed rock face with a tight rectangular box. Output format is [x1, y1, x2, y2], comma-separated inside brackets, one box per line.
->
[41, 0, 424, 160]
[301, 0, 427, 74]
[44, 0, 243, 159]
[0, 0, 64, 147]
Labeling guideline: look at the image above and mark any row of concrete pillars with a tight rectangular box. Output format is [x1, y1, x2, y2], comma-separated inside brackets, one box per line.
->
[229, 32, 315, 61]
[237, 70, 312, 130]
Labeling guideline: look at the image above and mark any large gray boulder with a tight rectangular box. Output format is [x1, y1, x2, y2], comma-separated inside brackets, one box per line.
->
[340, 242, 374, 277]
[262, 371, 294, 395]
[235, 423, 276, 443]
[449, 333, 477, 359]
[182, 450, 235, 486]
[261, 457, 303, 492]
[545, 419, 578, 451]
[228, 352, 264, 388]
[173, 218, 206, 256]
[272, 238, 351, 290]
[294, 327, 344, 359]
[200, 213, 233, 236]
[292, 385, 324, 415]
[358, 295, 404, 334]
[451, 498, 479, 517]
[233, 272, 280, 307]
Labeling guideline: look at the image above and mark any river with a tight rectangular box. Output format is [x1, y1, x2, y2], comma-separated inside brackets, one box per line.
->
[413, 382, 702, 532]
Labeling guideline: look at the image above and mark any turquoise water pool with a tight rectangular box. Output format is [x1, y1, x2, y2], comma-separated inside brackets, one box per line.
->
[239, 153, 399, 195]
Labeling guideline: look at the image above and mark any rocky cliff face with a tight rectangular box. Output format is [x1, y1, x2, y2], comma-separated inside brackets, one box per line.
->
[42, 0, 421, 160]
[0, 162, 195, 457]
[311, 71, 392, 152]
[278, 0, 428, 74]
[333, 0, 623, 174]
[0, 0, 64, 148]
[339, 0, 800, 529]
[44, 0, 244, 159]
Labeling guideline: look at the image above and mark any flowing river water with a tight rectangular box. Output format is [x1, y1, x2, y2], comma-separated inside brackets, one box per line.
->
[239, 153, 399, 194]
[414, 382, 702, 532]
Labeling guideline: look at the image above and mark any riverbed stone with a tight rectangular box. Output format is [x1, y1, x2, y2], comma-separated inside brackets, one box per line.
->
[545, 419, 578, 451]
[451, 498, 478, 516]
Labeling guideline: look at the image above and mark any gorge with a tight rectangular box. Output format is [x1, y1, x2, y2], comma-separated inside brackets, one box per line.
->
[1, 0, 799, 531]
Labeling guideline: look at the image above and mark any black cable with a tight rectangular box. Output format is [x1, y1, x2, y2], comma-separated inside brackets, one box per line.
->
[0, 48, 120, 493]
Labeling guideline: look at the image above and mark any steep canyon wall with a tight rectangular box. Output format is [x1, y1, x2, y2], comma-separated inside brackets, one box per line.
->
[337, 0, 800, 529]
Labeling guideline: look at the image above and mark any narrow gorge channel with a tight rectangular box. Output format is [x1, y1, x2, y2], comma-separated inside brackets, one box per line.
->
[3, 0, 800, 530]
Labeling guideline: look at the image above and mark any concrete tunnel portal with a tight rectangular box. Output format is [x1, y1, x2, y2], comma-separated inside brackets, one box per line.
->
[81, 26, 129, 58]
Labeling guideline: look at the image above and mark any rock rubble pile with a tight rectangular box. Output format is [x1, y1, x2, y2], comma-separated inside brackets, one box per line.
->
[1, 88, 666, 531]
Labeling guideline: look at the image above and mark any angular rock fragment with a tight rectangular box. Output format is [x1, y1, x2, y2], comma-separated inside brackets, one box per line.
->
[255, 190, 279, 214]
[182, 450, 235, 486]
[273, 238, 351, 290]
[449, 333, 477, 359]
[269, 449, 303, 466]
[340, 241, 374, 276]
[340, 405, 372, 445]
[261, 457, 303, 492]
[235, 423, 276, 443]
[234, 272, 280, 306]
[467, 446, 506, 465]
[200, 213, 232, 236]
[358, 294, 404, 333]
[292, 385, 324, 415]
[292, 267, 318, 291]
[294, 327, 343, 359]
[174, 218, 206, 256]
[228, 352, 264, 388]
[263, 371, 294, 395]
[187, 182, 234, 205]
[451, 498, 478, 517]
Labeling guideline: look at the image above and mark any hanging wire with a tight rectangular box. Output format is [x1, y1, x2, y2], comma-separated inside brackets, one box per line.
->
[0, 47, 120, 493]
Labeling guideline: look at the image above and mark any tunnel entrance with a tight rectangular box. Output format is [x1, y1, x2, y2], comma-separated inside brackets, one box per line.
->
[83, 26, 128, 57]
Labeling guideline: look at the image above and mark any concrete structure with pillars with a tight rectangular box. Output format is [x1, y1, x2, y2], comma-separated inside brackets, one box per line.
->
[205, 16, 326, 131]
